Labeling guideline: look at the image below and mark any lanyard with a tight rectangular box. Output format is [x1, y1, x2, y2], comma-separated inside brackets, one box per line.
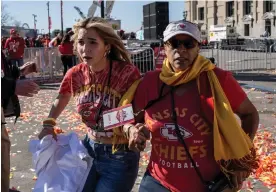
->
[91, 60, 113, 131]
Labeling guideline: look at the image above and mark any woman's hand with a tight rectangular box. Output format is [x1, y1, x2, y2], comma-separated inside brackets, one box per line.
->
[230, 171, 250, 190]
[15, 79, 39, 97]
[128, 123, 149, 152]
[38, 127, 57, 140]
[20, 62, 37, 76]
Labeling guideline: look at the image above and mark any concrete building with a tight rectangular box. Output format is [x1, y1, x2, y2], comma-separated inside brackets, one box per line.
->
[184, 0, 276, 39]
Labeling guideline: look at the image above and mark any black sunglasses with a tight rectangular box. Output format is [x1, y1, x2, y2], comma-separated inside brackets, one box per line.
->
[168, 39, 197, 49]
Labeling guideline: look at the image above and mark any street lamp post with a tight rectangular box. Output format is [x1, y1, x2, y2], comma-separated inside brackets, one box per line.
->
[61, 0, 64, 36]
[32, 14, 37, 30]
[47, 1, 51, 37]
[101, 0, 104, 18]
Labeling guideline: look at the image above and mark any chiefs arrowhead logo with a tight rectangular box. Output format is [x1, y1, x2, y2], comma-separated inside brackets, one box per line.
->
[178, 23, 186, 29]
[116, 109, 127, 122]
[161, 123, 193, 141]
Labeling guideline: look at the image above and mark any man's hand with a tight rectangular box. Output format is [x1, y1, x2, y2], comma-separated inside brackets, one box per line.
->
[128, 123, 149, 152]
[15, 79, 39, 97]
[19, 62, 37, 76]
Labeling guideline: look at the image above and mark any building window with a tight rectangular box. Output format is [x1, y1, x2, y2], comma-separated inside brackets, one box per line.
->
[198, 7, 204, 20]
[245, 1, 252, 15]
[226, 1, 234, 17]
[244, 24, 250, 36]
[264, 1, 273, 12]
[192, 1, 197, 21]
[265, 20, 271, 35]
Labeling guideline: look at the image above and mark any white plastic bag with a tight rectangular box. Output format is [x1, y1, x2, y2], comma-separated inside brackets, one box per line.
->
[29, 132, 93, 192]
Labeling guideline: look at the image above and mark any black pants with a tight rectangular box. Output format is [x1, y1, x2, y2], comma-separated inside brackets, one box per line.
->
[61, 55, 73, 76]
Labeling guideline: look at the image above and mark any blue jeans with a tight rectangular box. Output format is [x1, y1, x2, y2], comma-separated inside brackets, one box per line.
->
[139, 171, 170, 192]
[10, 58, 24, 67]
[82, 135, 140, 192]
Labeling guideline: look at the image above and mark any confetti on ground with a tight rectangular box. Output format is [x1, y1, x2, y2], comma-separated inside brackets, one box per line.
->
[6, 85, 275, 192]
[253, 130, 276, 187]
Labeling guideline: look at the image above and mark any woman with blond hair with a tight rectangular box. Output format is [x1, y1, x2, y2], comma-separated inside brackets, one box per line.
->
[38, 17, 148, 192]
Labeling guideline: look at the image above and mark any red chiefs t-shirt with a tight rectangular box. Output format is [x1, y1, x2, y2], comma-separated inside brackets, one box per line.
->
[58, 42, 74, 55]
[133, 68, 247, 192]
[4, 37, 25, 59]
[59, 61, 141, 131]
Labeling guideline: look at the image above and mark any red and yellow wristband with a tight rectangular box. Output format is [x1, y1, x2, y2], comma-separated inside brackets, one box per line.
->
[42, 118, 56, 127]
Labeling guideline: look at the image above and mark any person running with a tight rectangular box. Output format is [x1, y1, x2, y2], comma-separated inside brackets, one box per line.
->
[123, 20, 259, 192]
[58, 33, 74, 75]
[38, 17, 147, 192]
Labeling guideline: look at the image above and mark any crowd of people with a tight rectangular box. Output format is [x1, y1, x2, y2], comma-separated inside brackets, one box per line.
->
[2, 17, 260, 192]
[2, 28, 76, 75]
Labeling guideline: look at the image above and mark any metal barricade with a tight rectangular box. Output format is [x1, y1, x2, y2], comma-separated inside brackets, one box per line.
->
[128, 47, 155, 74]
[268, 43, 276, 70]
[200, 45, 276, 72]
[23, 43, 274, 80]
[23, 47, 62, 79]
[23, 46, 155, 80]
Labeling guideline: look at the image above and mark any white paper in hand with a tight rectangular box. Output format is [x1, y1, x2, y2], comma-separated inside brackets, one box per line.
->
[103, 104, 135, 130]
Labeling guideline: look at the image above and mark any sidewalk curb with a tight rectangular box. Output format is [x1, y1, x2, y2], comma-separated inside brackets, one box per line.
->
[233, 73, 276, 82]
[240, 83, 276, 94]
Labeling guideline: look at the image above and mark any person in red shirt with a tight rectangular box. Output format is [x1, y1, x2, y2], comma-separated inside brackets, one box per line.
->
[43, 34, 50, 47]
[4, 29, 25, 67]
[2, 37, 8, 50]
[129, 20, 259, 192]
[49, 33, 62, 48]
[58, 33, 74, 75]
[38, 17, 147, 192]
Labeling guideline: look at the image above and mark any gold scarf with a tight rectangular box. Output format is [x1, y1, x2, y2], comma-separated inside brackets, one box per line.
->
[160, 55, 258, 176]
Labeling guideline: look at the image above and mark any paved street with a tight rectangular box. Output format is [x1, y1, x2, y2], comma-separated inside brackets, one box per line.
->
[5, 81, 276, 192]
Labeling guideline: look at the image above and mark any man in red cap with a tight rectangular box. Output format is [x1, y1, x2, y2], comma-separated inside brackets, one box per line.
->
[4, 29, 25, 68]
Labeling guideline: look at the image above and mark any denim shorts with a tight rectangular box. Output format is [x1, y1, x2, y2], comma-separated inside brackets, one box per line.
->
[82, 135, 140, 192]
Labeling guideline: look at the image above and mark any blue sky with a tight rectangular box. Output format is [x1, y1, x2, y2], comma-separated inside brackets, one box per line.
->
[2, 1, 185, 33]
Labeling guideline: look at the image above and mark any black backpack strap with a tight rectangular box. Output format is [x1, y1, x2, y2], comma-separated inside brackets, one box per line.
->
[169, 86, 209, 186]
[134, 82, 173, 116]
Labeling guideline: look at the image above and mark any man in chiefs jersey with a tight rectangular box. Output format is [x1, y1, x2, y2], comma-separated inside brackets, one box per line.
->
[4, 29, 25, 68]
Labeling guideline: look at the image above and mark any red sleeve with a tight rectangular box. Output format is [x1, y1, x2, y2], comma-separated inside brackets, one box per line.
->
[18, 39, 25, 55]
[4, 38, 10, 49]
[59, 68, 74, 94]
[58, 45, 63, 54]
[133, 77, 148, 112]
[123, 65, 141, 91]
[133, 71, 160, 112]
[216, 69, 247, 112]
